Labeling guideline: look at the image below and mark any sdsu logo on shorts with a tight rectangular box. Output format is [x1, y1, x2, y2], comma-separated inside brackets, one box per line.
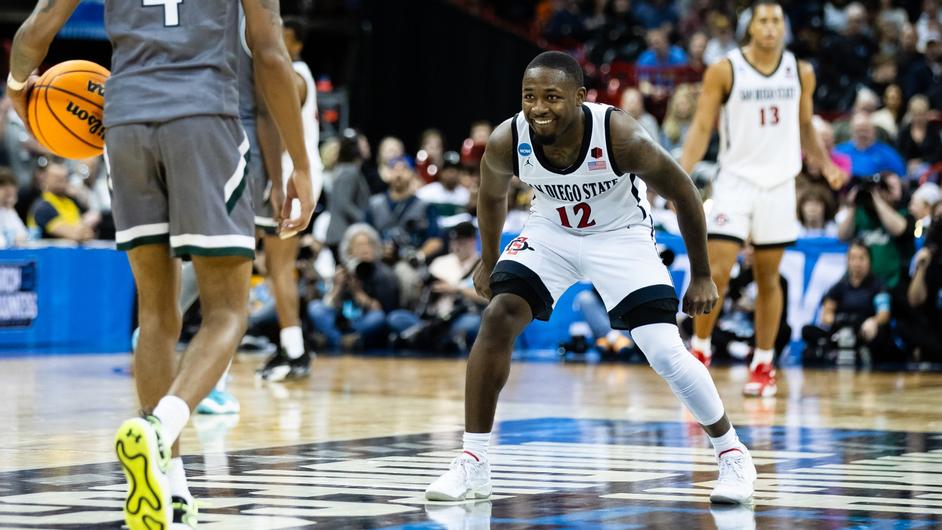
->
[505, 236, 535, 256]
[518, 143, 533, 157]
[713, 213, 730, 226]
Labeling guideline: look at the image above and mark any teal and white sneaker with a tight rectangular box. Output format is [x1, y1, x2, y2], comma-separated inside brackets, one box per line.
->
[115, 415, 172, 530]
[171, 495, 198, 529]
[196, 389, 240, 415]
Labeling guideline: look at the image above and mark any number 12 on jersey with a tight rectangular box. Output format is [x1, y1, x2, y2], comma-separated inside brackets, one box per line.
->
[556, 203, 596, 228]
[143, 0, 183, 27]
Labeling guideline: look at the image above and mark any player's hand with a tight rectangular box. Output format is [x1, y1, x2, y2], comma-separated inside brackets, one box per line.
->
[472, 261, 494, 300]
[823, 161, 848, 190]
[279, 167, 315, 239]
[269, 184, 286, 225]
[860, 317, 878, 342]
[683, 275, 718, 316]
[915, 247, 933, 269]
[7, 74, 39, 133]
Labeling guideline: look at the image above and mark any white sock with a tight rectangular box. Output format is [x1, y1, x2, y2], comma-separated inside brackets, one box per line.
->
[462, 431, 491, 462]
[751, 348, 774, 370]
[153, 395, 190, 445]
[281, 326, 305, 359]
[167, 457, 192, 501]
[214, 362, 231, 393]
[692, 335, 712, 356]
[709, 426, 744, 457]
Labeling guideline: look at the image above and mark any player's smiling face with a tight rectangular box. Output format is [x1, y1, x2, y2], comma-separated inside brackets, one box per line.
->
[522, 67, 586, 145]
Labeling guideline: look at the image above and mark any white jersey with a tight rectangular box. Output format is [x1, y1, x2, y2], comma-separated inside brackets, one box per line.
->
[513, 102, 651, 233]
[281, 61, 323, 202]
[718, 48, 802, 189]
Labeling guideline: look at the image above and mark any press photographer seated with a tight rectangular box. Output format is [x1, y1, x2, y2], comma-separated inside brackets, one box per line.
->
[802, 241, 895, 365]
[306, 224, 401, 350]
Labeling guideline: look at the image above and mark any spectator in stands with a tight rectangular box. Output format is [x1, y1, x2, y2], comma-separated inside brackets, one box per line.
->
[325, 130, 371, 258]
[897, 95, 942, 179]
[877, 0, 909, 35]
[660, 83, 696, 155]
[377, 136, 405, 184]
[819, 3, 877, 111]
[838, 172, 915, 289]
[798, 187, 839, 238]
[67, 156, 113, 240]
[902, 29, 942, 108]
[632, 0, 679, 31]
[0, 168, 27, 248]
[835, 113, 906, 178]
[620, 87, 661, 141]
[637, 27, 688, 68]
[588, 0, 645, 64]
[417, 151, 471, 221]
[387, 221, 486, 353]
[813, 116, 853, 177]
[1, 96, 50, 187]
[916, 0, 942, 51]
[902, 199, 942, 362]
[871, 83, 903, 141]
[27, 160, 97, 242]
[543, 0, 587, 44]
[367, 155, 443, 306]
[802, 241, 894, 365]
[357, 132, 387, 195]
[898, 23, 924, 91]
[572, 289, 635, 358]
[307, 223, 400, 350]
[876, 8, 904, 57]
[909, 182, 941, 237]
[704, 12, 737, 65]
[686, 31, 708, 76]
[416, 128, 445, 184]
[833, 89, 892, 144]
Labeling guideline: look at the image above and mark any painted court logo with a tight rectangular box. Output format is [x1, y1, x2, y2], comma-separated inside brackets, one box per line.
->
[505, 236, 535, 255]
[518, 143, 533, 157]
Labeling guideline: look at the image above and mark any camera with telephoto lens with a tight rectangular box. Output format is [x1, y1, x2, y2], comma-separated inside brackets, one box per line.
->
[853, 173, 888, 215]
[345, 258, 376, 281]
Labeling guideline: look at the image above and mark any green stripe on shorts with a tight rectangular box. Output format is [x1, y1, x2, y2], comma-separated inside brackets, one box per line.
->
[116, 234, 171, 251]
[172, 245, 255, 259]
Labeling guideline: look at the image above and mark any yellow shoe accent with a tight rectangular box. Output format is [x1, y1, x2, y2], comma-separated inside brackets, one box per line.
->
[115, 417, 172, 530]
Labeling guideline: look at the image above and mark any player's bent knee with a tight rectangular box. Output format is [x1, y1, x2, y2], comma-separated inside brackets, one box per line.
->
[481, 294, 533, 333]
[630, 322, 688, 377]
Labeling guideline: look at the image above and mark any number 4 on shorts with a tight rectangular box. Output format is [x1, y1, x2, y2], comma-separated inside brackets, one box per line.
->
[143, 0, 183, 27]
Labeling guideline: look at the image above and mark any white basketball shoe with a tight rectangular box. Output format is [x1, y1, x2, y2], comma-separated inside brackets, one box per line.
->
[425, 452, 492, 501]
[710, 447, 757, 504]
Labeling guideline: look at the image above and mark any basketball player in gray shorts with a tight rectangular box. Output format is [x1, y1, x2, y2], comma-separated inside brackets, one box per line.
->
[8, 1, 315, 529]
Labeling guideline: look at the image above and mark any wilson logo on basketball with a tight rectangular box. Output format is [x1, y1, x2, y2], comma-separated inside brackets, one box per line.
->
[65, 101, 105, 139]
[86, 80, 105, 97]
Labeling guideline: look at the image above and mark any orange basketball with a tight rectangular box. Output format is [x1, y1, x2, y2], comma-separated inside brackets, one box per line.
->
[27, 60, 110, 160]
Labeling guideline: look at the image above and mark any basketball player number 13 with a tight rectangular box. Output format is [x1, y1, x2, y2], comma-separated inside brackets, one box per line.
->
[759, 105, 780, 126]
[143, 0, 183, 27]
[556, 203, 596, 228]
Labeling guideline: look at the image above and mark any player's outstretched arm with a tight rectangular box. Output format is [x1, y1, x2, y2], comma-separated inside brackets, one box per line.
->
[610, 110, 717, 316]
[797, 61, 847, 190]
[8, 0, 82, 127]
[474, 119, 516, 299]
[678, 60, 730, 175]
[243, 0, 312, 235]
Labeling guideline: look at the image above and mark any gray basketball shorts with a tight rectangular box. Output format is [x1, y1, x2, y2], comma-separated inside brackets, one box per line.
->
[106, 116, 255, 258]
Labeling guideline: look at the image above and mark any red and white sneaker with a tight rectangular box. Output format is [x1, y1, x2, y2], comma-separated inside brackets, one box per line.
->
[743, 363, 777, 397]
[692, 348, 712, 367]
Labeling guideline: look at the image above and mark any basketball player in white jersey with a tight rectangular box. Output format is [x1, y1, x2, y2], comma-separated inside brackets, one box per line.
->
[680, 0, 846, 397]
[426, 51, 757, 504]
[255, 17, 325, 381]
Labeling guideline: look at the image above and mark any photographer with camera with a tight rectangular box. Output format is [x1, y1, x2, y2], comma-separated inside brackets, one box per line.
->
[900, 200, 942, 362]
[366, 156, 444, 308]
[802, 241, 895, 365]
[387, 222, 487, 352]
[306, 224, 401, 350]
[838, 171, 915, 290]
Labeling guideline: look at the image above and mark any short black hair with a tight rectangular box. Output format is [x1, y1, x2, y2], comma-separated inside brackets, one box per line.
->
[525, 51, 584, 87]
[0, 167, 16, 188]
[450, 221, 477, 240]
[283, 16, 309, 43]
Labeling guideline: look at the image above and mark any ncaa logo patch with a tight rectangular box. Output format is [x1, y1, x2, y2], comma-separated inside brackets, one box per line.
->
[518, 143, 533, 157]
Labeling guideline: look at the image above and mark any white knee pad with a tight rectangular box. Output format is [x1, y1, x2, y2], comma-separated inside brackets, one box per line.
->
[631, 323, 725, 426]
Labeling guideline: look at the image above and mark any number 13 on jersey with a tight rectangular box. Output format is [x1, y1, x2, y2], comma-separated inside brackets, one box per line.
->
[143, 0, 183, 27]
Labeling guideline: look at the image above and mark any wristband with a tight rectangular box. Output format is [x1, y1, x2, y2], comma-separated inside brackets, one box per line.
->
[6, 74, 26, 92]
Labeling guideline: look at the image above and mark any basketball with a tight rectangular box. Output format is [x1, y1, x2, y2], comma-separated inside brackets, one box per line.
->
[27, 60, 110, 160]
